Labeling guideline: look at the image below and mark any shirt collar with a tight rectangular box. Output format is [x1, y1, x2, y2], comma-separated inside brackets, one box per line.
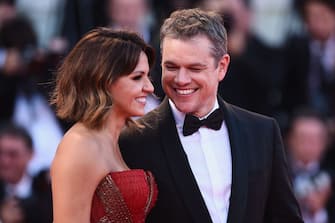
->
[169, 99, 220, 129]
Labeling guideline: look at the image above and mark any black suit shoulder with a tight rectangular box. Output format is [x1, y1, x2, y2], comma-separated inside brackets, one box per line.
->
[121, 109, 161, 142]
[119, 107, 166, 167]
[226, 102, 278, 130]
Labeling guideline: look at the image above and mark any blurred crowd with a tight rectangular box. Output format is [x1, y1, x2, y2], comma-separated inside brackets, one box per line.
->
[0, 0, 334, 222]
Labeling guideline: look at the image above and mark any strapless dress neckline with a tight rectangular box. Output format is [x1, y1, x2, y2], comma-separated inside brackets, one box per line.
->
[90, 169, 158, 223]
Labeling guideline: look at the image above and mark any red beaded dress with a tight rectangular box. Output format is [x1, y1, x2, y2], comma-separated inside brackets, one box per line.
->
[90, 169, 158, 223]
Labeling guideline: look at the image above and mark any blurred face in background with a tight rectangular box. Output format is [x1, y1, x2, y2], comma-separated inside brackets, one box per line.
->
[0, 135, 32, 184]
[198, 0, 251, 56]
[0, 2, 16, 27]
[304, 1, 335, 41]
[107, 0, 148, 30]
[288, 117, 328, 165]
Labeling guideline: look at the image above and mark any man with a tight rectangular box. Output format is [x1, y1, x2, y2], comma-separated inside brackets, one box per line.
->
[0, 122, 53, 223]
[285, 109, 333, 223]
[283, 0, 335, 118]
[0, 123, 34, 200]
[120, 8, 303, 223]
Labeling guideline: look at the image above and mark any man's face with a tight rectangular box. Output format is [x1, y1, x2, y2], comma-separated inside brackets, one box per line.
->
[108, 0, 147, 29]
[161, 35, 230, 117]
[305, 2, 335, 41]
[288, 118, 328, 164]
[0, 135, 32, 184]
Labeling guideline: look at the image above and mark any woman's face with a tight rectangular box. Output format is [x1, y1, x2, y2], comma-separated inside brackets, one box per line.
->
[109, 51, 154, 118]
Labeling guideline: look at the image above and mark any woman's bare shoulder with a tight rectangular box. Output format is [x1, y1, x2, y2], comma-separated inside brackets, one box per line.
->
[51, 124, 103, 181]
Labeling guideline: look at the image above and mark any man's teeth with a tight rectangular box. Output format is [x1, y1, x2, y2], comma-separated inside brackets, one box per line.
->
[176, 89, 195, 95]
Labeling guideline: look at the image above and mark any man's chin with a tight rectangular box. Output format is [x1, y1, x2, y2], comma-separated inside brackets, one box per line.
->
[174, 103, 193, 114]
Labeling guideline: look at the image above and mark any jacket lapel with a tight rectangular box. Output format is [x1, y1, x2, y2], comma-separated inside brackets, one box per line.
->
[157, 98, 213, 223]
[219, 99, 248, 223]
[155, 97, 249, 223]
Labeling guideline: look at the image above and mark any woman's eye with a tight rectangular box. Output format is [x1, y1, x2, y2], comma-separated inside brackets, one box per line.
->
[132, 75, 142, 80]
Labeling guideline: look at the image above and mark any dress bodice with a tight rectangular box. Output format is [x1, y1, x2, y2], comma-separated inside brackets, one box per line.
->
[90, 169, 158, 223]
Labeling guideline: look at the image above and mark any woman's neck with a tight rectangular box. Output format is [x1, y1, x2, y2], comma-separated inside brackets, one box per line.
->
[103, 110, 127, 145]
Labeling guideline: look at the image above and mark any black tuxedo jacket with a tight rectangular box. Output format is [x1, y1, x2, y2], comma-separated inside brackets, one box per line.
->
[120, 97, 303, 223]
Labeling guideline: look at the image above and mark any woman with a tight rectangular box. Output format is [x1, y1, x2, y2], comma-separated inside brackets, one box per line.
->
[50, 27, 157, 223]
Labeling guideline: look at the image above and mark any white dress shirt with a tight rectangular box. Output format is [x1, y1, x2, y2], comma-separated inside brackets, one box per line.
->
[5, 173, 32, 199]
[169, 99, 232, 223]
[0, 49, 6, 68]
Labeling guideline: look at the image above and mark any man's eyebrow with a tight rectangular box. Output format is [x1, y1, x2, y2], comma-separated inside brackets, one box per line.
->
[163, 61, 176, 65]
[163, 61, 207, 67]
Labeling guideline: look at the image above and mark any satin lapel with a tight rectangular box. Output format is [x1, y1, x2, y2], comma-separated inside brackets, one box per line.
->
[157, 98, 212, 223]
[219, 98, 248, 223]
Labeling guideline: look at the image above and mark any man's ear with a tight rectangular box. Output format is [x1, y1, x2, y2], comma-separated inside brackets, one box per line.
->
[217, 54, 230, 81]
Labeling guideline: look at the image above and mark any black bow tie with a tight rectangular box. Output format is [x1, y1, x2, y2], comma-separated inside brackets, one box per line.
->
[182, 108, 224, 136]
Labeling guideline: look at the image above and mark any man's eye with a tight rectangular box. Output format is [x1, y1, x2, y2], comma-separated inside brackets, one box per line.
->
[165, 66, 178, 71]
[190, 68, 202, 72]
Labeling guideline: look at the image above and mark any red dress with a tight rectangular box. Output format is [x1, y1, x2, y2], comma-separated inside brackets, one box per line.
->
[90, 169, 158, 223]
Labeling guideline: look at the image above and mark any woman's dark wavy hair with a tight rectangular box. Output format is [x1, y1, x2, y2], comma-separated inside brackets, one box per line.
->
[51, 27, 155, 129]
